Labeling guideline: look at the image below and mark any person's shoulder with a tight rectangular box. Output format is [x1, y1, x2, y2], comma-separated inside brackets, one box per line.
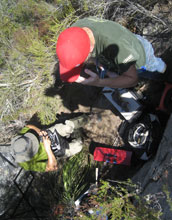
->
[72, 17, 123, 31]
[19, 126, 30, 134]
[86, 17, 123, 29]
[72, 16, 104, 26]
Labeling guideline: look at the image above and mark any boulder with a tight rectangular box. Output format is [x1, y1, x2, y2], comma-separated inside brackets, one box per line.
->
[132, 114, 172, 219]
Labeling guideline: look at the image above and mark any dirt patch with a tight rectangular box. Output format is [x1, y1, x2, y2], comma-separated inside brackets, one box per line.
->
[83, 108, 122, 145]
[54, 84, 123, 146]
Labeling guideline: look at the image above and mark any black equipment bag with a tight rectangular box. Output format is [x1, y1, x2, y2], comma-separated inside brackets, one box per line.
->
[118, 113, 162, 160]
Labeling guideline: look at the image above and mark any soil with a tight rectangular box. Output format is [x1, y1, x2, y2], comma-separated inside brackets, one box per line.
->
[49, 72, 171, 181]
[52, 83, 123, 145]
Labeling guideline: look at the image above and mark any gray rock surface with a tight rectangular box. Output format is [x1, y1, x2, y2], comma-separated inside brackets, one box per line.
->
[132, 114, 172, 219]
[0, 145, 29, 217]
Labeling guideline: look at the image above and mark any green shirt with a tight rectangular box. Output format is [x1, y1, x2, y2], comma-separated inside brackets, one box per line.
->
[72, 17, 146, 74]
[18, 127, 48, 172]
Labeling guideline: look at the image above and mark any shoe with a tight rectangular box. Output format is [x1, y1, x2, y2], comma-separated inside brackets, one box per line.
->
[70, 114, 88, 129]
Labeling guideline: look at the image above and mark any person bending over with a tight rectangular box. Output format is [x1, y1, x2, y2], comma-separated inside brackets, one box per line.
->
[56, 17, 166, 88]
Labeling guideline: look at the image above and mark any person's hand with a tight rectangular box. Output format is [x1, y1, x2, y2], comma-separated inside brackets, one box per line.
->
[40, 131, 58, 172]
[40, 131, 51, 150]
[75, 68, 100, 86]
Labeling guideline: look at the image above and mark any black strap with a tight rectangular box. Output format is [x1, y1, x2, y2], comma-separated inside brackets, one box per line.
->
[46, 129, 69, 158]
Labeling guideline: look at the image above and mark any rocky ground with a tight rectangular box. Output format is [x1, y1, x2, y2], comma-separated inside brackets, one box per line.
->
[1, 80, 171, 219]
[1, 1, 172, 219]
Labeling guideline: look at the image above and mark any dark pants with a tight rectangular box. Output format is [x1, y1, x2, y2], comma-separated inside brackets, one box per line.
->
[137, 70, 165, 81]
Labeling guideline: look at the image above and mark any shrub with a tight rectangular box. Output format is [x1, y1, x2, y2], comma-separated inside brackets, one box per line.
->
[75, 180, 162, 220]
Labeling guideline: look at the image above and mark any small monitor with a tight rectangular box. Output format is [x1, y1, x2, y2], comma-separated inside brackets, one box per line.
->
[103, 87, 143, 122]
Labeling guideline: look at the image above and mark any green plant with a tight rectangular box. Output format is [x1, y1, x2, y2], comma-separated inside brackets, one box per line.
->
[63, 151, 92, 202]
[163, 184, 172, 212]
[75, 180, 162, 220]
[52, 150, 95, 219]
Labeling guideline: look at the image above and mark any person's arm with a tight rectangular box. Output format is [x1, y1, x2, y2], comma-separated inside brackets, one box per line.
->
[26, 124, 41, 135]
[76, 64, 138, 88]
[40, 131, 58, 172]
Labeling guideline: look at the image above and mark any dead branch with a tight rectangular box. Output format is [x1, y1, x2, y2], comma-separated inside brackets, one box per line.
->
[125, 0, 167, 26]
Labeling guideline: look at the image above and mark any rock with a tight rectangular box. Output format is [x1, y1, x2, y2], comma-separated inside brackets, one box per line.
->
[0, 146, 30, 217]
[132, 114, 172, 219]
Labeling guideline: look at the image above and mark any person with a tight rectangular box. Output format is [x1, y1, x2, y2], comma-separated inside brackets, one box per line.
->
[11, 120, 83, 172]
[56, 17, 166, 88]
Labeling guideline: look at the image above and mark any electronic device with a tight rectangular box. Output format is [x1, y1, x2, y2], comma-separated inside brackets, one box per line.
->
[103, 87, 143, 122]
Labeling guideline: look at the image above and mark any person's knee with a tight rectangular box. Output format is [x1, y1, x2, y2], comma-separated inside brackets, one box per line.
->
[65, 139, 83, 157]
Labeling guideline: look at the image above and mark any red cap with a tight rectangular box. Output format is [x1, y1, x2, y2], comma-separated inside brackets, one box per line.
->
[56, 27, 90, 82]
